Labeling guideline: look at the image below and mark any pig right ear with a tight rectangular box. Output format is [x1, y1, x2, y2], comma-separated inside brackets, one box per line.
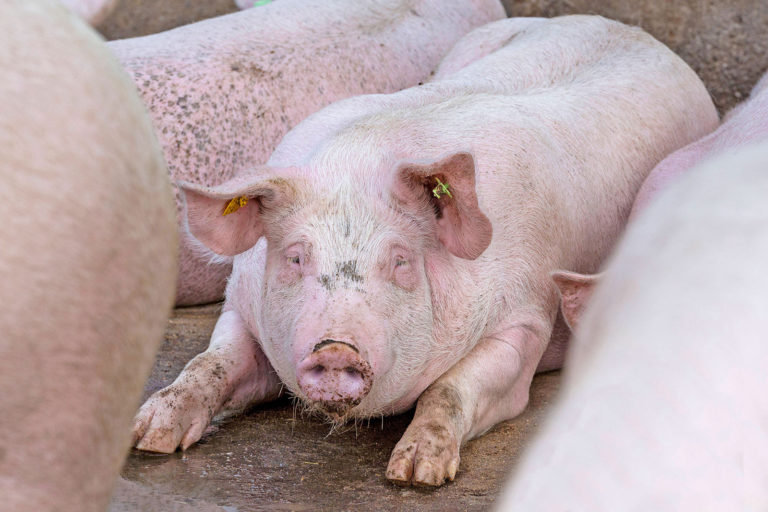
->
[393, 152, 492, 260]
[551, 271, 601, 333]
[179, 172, 294, 256]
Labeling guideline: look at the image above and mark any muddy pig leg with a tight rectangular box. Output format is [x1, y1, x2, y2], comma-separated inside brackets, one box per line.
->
[386, 315, 551, 487]
[132, 309, 282, 453]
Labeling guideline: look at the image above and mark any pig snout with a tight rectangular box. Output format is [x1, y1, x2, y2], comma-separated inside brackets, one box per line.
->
[296, 340, 373, 417]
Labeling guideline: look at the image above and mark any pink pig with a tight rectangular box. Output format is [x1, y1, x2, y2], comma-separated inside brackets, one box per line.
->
[554, 69, 768, 331]
[131, 16, 716, 486]
[498, 141, 768, 511]
[0, 1, 177, 511]
[107, 0, 506, 306]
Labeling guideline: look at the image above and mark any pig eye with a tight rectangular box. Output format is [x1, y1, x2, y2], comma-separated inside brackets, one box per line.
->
[287, 254, 300, 266]
[394, 257, 408, 267]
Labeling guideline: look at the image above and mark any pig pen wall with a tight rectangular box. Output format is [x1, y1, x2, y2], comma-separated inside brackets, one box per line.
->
[503, 0, 768, 114]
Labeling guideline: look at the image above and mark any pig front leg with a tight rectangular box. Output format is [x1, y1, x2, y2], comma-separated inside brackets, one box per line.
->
[386, 321, 550, 486]
[132, 309, 282, 453]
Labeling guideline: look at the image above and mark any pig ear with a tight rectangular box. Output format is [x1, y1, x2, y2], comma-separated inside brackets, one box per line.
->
[179, 172, 293, 256]
[394, 152, 492, 260]
[551, 271, 601, 333]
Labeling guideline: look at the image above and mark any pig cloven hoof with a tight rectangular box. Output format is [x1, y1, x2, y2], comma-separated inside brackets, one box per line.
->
[386, 420, 461, 487]
[132, 384, 217, 454]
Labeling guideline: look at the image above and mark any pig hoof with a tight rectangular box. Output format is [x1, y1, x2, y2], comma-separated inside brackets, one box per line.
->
[131, 385, 215, 454]
[385, 420, 460, 487]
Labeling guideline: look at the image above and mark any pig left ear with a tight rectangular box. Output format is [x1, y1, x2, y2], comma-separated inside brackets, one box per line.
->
[551, 270, 601, 332]
[394, 152, 492, 260]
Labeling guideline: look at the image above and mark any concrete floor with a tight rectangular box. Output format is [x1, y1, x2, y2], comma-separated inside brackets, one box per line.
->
[109, 304, 562, 512]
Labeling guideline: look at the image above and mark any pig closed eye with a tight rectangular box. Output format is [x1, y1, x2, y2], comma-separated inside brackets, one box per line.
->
[395, 259, 408, 267]
[287, 255, 300, 266]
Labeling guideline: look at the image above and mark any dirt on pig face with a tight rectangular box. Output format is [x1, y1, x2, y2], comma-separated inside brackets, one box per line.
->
[232, 185, 446, 423]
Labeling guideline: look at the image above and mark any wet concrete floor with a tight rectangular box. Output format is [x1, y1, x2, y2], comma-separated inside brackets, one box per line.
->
[109, 303, 562, 512]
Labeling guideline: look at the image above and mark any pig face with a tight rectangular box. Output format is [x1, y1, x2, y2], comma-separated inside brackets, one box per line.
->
[181, 152, 491, 421]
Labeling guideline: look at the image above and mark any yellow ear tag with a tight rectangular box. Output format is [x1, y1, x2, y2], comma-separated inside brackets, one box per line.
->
[432, 178, 452, 199]
[222, 196, 249, 216]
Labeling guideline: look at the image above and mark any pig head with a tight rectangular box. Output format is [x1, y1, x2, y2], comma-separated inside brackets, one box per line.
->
[180, 152, 491, 419]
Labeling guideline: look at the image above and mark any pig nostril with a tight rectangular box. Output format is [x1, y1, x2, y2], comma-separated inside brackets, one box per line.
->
[344, 367, 361, 377]
[310, 365, 325, 376]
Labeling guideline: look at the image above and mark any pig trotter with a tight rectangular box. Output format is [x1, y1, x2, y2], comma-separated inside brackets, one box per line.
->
[132, 373, 223, 453]
[132, 310, 282, 453]
[386, 420, 461, 487]
[386, 385, 463, 487]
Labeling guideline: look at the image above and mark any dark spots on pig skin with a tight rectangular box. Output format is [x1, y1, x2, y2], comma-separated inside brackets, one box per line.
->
[229, 61, 268, 78]
[319, 274, 333, 291]
[336, 260, 363, 283]
[418, 384, 463, 425]
[318, 260, 364, 291]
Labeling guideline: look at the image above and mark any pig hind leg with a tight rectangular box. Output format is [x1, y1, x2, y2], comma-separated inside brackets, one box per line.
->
[132, 310, 282, 453]
[386, 319, 551, 486]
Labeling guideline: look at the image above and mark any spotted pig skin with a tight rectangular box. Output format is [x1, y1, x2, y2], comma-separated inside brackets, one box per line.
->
[107, 0, 506, 305]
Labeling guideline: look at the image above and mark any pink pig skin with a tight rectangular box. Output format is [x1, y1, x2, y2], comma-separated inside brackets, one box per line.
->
[0, 1, 177, 511]
[630, 69, 768, 219]
[132, 16, 716, 486]
[498, 141, 768, 511]
[107, 0, 506, 306]
[554, 69, 768, 332]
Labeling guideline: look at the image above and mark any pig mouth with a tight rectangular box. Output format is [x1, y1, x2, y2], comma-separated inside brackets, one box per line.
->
[310, 396, 364, 422]
[300, 381, 371, 423]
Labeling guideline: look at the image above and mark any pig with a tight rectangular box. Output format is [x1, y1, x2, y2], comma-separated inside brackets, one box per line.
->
[497, 140, 768, 511]
[0, 1, 178, 511]
[131, 15, 717, 486]
[554, 68, 768, 330]
[630, 68, 768, 218]
[106, 0, 506, 306]
[59, 0, 118, 26]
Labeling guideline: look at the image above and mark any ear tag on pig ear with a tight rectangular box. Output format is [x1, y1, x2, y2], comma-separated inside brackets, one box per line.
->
[222, 196, 249, 216]
[253, 0, 272, 6]
[432, 178, 453, 200]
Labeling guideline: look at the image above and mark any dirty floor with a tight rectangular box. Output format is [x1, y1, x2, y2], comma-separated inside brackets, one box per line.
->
[109, 304, 562, 512]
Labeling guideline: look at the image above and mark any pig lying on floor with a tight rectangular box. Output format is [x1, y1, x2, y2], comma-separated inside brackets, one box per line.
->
[108, 0, 505, 305]
[498, 139, 768, 511]
[554, 68, 768, 329]
[132, 15, 716, 486]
